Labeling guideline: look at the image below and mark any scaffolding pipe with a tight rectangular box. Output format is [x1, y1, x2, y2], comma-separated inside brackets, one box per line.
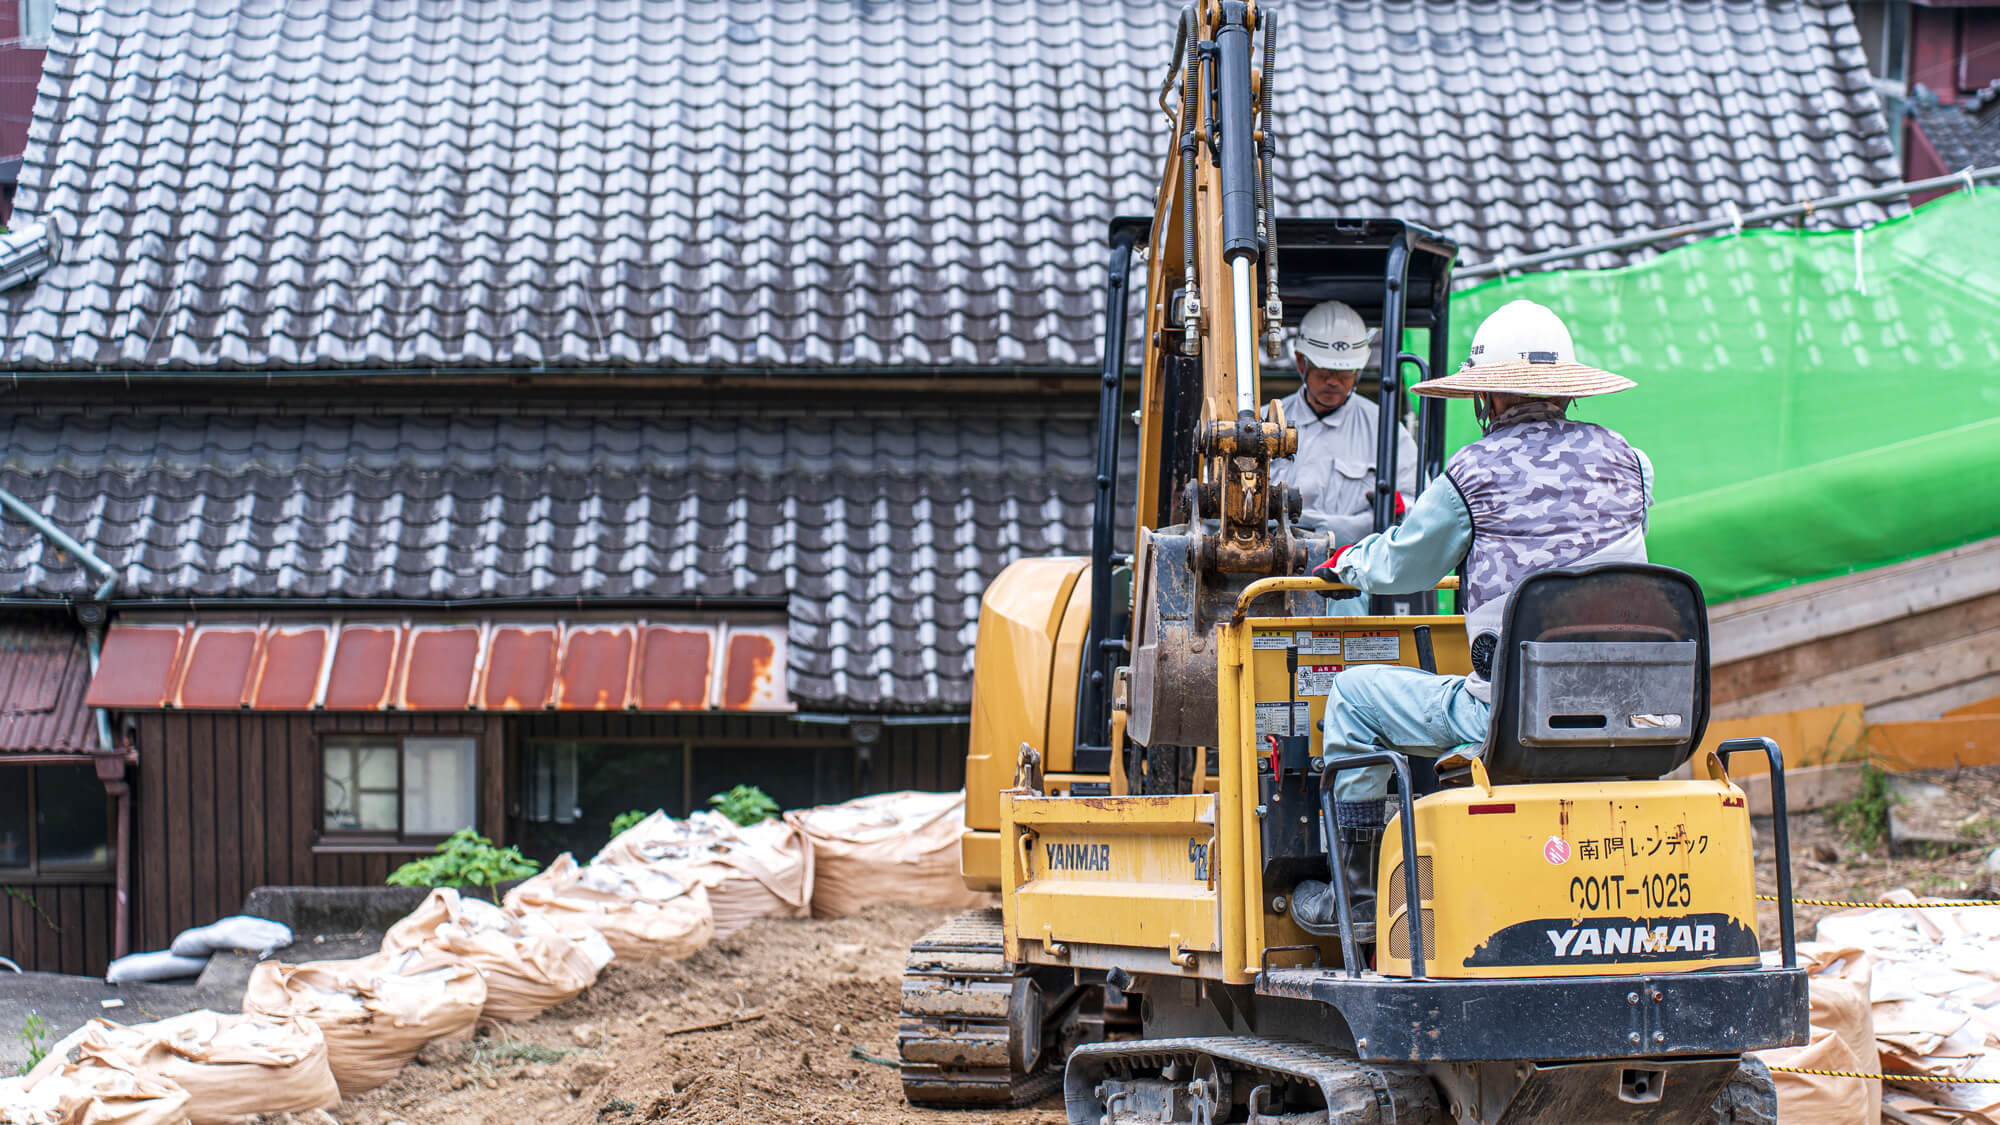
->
[1458, 164, 2000, 281]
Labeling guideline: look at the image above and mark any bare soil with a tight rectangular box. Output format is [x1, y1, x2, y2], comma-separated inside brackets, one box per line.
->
[1754, 763, 2000, 944]
[314, 767, 2000, 1125]
[328, 904, 1062, 1125]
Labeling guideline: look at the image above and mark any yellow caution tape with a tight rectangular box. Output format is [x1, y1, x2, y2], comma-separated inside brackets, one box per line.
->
[1767, 1065, 2000, 1085]
[1756, 894, 2000, 908]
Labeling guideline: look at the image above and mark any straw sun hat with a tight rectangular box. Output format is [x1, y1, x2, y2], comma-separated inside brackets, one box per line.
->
[1409, 299, 1636, 399]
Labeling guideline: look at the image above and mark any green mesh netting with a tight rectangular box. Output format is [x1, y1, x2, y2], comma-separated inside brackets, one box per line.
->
[1430, 189, 2000, 604]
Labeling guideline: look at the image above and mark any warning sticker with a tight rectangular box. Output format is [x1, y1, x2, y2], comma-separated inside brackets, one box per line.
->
[1342, 631, 1402, 662]
[1294, 662, 1342, 697]
[1294, 630, 1341, 657]
[1251, 632, 1293, 651]
[1254, 701, 1311, 738]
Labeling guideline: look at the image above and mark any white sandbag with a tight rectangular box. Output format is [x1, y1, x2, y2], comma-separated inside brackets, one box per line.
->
[596, 810, 813, 936]
[169, 917, 292, 959]
[788, 790, 996, 918]
[240, 950, 486, 1096]
[381, 887, 603, 1021]
[105, 951, 210, 985]
[4, 1065, 193, 1125]
[504, 853, 715, 962]
[27, 1012, 336, 1125]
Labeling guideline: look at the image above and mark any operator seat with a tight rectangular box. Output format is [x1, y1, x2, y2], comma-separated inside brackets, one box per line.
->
[1439, 563, 1710, 786]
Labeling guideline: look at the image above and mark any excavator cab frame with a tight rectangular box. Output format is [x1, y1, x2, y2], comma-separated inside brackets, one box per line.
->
[1074, 217, 1462, 775]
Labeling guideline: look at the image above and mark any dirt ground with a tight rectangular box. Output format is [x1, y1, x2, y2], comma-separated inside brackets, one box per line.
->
[329, 904, 1061, 1125]
[1754, 763, 2000, 944]
[302, 768, 2000, 1125]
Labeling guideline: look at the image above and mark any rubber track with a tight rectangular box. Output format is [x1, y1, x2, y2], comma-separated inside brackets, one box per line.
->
[897, 908, 1061, 1109]
[1063, 1036, 1446, 1125]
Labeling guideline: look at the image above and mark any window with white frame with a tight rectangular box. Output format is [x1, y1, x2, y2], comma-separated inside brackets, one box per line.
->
[321, 735, 478, 841]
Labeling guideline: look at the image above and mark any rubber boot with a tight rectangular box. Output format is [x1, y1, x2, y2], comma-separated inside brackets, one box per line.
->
[1287, 800, 1387, 943]
[1335, 800, 1387, 943]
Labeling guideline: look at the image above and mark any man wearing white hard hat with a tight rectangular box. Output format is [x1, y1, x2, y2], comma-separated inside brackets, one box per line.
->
[1288, 299, 1655, 940]
[1272, 300, 1418, 549]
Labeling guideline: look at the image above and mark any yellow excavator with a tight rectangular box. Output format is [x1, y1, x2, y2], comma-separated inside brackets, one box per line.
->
[898, 4, 1809, 1121]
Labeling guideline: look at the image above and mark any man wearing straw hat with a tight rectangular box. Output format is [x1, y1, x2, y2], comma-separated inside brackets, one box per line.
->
[1289, 298, 1655, 939]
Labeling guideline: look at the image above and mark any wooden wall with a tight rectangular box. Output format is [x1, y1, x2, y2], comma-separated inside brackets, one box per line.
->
[6, 710, 968, 974]
[122, 712, 505, 961]
[2, 882, 115, 977]
[1710, 537, 2000, 722]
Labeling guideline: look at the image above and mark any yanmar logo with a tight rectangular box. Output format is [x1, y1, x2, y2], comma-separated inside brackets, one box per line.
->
[1547, 923, 1716, 958]
[1046, 842, 1111, 872]
[1464, 912, 1758, 967]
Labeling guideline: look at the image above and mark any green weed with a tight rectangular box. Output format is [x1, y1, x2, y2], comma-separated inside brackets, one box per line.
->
[16, 1013, 48, 1075]
[1827, 765, 1892, 849]
[707, 784, 780, 827]
[386, 829, 540, 901]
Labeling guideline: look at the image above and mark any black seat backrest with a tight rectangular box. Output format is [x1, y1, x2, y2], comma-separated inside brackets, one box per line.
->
[1475, 563, 1710, 785]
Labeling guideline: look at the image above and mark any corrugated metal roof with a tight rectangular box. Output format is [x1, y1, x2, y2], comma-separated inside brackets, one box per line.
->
[0, 0, 1897, 372]
[0, 407, 1121, 712]
[0, 617, 97, 752]
[85, 614, 788, 712]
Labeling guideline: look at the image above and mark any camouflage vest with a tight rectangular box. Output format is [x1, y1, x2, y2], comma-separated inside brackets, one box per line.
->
[1445, 404, 1650, 701]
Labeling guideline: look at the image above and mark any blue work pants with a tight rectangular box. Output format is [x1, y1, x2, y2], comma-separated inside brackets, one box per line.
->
[1321, 664, 1492, 802]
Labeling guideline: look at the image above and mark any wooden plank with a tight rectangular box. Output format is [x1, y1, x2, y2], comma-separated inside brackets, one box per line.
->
[56, 887, 82, 975]
[136, 715, 170, 953]
[1870, 672, 2000, 722]
[291, 718, 318, 886]
[81, 884, 108, 978]
[481, 722, 506, 842]
[187, 713, 217, 931]
[1709, 534, 2000, 664]
[239, 715, 266, 898]
[1695, 702, 1868, 774]
[163, 713, 194, 940]
[7, 888, 33, 971]
[211, 710, 244, 914]
[1716, 627, 2000, 721]
[1713, 587, 2000, 706]
[1869, 716, 2000, 770]
[1946, 692, 2000, 718]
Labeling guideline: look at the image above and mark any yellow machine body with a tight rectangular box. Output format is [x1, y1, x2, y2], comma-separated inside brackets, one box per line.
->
[1372, 777, 1761, 979]
[961, 555, 1095, 892]
[996, 609, 1763, 987]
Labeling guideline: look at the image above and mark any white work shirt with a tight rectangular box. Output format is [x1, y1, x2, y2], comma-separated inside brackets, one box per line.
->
[1272, 387, 1419, 546]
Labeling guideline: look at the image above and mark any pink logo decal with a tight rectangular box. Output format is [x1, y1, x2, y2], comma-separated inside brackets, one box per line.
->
[1544, 836, 1571, 866]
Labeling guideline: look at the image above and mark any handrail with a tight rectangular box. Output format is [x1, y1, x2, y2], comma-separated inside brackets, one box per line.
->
[1231, 574, 1460, 625]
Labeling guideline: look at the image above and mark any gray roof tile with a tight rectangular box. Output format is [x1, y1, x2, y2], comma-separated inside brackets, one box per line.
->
[0, 407, 1127, 712]
[1910, 90, 2000, 176]
[0, 0, 1895, 373]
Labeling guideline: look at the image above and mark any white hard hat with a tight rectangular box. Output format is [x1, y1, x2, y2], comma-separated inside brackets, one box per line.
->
[1410, 299, 1635, 399]
[1292, 300, 1372, 371]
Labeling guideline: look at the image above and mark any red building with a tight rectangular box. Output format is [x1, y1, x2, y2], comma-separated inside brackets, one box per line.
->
[0, 0, 49, 223]
[1853, 1, 2000, 187]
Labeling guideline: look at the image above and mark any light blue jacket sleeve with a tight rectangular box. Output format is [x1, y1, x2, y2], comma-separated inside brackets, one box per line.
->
[1330, 479, 1474, 595]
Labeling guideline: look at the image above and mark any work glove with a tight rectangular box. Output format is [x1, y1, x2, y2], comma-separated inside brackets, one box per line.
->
[1310, 545, 1353, 584]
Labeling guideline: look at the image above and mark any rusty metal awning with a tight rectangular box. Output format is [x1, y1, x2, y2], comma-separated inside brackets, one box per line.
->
[0, 617, 99, 752]
[83, 614, 789, 712]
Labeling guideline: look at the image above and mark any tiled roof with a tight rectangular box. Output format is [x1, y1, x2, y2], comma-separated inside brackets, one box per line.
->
[0, 407, 1119, 712]
[1910, 89, 2000, 175]
[0, 0, 1896, 373]
[0, 617, 98, 752]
